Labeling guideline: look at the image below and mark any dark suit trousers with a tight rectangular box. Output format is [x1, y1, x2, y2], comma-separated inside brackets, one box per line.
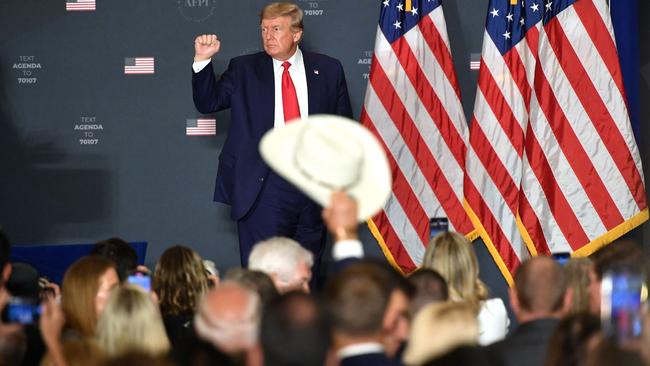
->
[237, 171, 325, 275]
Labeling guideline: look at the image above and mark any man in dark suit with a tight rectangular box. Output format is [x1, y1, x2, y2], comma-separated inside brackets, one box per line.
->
[191, 2, 353, 267]
[488, 256, 571, 366]
[324, 260, 411, 366]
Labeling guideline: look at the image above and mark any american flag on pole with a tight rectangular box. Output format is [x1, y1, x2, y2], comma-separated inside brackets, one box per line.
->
[361, 0, 475, 273]
[124, 57, 155, 75]
[464, 0, 647, 283]
[66, 0, 95, 11]
[186, 118, 216, 136]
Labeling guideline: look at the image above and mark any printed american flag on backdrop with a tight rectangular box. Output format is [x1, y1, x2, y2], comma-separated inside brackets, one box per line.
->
[186, 118, 216, 136]
[124, 57, 155, 74]
[361, 0, 475, 273]
[464, 0, 647, 283]
[469, 53, 481, 70]
[66, 0, 95, 11]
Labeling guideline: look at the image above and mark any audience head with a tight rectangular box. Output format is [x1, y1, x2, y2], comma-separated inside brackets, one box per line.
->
[325, 260, 412, 358]
[62, 255, 119, 337]
[248, 237, 313, 293]
[225, 268, 279, 306]
[403, 302, 479, 365]
[101, 352, 176, 366]
[194, 281, 261, 354]
[564, 257, 593, 315]
[0, 327, 26, 366]
[325, 262, 388, 338]
[407, 268, 449, 315]
[422, 232, 487, 313]
[584, 338, 646, 366]
[261, 292, 329, 366]
[511, 256, 570, 321]
[588, 240, 648, 315]
[96, 285, 170, 358]
[6, 262, 40, 300]
[544, 312, 601, 366]
[91, 238, 138, 282]
[372, 260, 414, 358]
[153, 245, 209, 316]
[41, 338, 105, 366]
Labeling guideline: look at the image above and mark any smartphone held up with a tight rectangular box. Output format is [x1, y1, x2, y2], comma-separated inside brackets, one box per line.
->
[600, 270, 648, 343]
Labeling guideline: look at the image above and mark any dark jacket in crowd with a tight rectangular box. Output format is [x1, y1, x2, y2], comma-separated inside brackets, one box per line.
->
[488, 318, 560, 366]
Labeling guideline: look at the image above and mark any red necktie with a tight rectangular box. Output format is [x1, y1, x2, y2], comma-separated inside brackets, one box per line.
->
[281, 61, 301, 123]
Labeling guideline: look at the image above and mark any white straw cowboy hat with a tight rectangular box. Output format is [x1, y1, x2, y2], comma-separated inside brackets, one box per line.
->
[259, 114, 391, 221]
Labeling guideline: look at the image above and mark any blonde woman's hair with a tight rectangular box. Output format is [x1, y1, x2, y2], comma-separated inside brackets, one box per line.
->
[96, 285, 170, 357]
[40, 338, 105, 366]
[61, 256, 116, 337]
[153, 245, 208, 316]
[421, 232, 487, 314]
[564, 257, 593, 315]
[402, 302, 479, 365]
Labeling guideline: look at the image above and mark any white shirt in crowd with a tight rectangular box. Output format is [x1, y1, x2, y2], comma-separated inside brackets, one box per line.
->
[477, 297, 510, 345]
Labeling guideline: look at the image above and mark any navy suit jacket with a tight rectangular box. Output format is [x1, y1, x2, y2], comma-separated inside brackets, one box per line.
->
[340, 353, 402, 366]
[487, 318, 559, 366]
[192, 51, 353, 220]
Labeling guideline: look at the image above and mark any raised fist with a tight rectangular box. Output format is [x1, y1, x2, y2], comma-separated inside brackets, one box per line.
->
[194, 34, 221, 62]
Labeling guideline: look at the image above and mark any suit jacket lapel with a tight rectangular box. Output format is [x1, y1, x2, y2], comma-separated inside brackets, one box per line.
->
[303, 52, 322, 115]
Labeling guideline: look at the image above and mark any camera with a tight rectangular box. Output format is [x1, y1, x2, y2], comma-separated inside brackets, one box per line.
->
[5, 297, 41, 324]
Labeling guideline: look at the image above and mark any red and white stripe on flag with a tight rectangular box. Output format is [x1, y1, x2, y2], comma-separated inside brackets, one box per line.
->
[465, 0, 647, 284]
[186, 118, 216, 136]
[66, 0, 95, 11]
[361, 0, 475, 274]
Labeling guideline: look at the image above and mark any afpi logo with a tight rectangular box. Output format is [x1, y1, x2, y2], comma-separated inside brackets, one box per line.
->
[177, 0, 216, 23]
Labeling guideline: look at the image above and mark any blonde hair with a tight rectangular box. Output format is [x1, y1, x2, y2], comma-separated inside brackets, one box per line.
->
[421, 232, 487, 314]
[153, 245, 208, 316]
[564, 257, 593, 315]
[96, 285, 170, 357]
[260, 2, 304, 31]
[62, 256, 116, 337]
[41, 338, 105, 366]
[402, 302, 479, 365]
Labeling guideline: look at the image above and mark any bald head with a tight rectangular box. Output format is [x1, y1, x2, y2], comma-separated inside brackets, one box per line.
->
[194, 281, 261, 353]
[514, 256, 567, 316]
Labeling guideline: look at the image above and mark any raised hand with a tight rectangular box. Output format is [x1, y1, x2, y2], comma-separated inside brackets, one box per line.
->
[194, 34, 221, 62]
[322, 190, 359, 242]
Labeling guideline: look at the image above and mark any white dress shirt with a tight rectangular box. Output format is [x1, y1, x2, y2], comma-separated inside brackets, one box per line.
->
[477, 297, 510, 345]
[192, 47, 309, 129]
[337, 342, 385, 359]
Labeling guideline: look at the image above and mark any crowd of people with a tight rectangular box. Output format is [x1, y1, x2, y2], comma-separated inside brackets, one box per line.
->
[1, 212, 649, 366]
[1, 115, 649, 366]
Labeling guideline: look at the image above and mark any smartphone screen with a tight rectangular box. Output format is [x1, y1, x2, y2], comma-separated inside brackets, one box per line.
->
[128, 273, 151, 292]
[601, 271, 646, 342]
[6, 298, 41, 324]
[551, 252, 571, 266]
[429, 217, 449, 240]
